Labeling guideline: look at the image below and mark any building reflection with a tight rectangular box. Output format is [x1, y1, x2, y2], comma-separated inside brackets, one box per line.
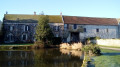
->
[33, 49, 83, 67]
[0, 51, 34, 67]
[0, 49, 83, 67]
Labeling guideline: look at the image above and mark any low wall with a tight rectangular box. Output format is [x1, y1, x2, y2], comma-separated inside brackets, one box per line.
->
[93, 39, 120, 47]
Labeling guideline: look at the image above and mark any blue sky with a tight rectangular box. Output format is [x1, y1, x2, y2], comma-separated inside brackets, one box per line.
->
[0, 0, 120, 21]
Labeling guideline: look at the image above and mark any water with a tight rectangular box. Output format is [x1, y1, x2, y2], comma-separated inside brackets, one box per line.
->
[0, 49, 84, 67]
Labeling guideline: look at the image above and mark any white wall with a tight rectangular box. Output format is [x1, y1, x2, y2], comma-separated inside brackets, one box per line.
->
[94, 39, 120, 47]
[80, 25, 118, 39]
[66, 24, 118, 42]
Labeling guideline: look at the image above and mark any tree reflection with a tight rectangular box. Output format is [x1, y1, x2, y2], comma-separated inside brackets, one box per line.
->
[0, 49, 83, 67]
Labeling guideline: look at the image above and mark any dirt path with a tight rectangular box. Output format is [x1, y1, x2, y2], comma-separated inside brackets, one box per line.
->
[100, 46, 120, 51]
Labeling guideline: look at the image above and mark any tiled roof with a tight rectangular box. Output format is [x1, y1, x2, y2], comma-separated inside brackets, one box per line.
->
[63, 16, 118, 25]
[4, 14, 63, 23]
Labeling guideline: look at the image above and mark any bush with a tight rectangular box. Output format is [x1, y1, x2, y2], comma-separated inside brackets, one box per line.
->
[82, 44, 101, 56]
[86, 37, 100, 40]
[34, 41, 44, 48]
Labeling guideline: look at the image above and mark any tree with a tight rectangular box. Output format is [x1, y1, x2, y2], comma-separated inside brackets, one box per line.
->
[0, 22, 4, 43]
[35, 15, 54, 46]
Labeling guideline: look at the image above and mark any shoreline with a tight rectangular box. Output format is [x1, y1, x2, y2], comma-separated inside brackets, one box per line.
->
[0, 45, 60, 50]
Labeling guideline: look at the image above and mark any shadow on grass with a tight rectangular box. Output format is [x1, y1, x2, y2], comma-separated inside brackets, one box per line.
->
[102, 53, 120, 56]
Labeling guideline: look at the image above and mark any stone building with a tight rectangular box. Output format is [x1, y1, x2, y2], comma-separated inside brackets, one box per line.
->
[3, 14, 120, 43]
[3, 14, 63, 43]
[63, 16, 119, 42]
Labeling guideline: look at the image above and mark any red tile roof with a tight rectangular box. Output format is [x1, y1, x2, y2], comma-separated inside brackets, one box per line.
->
[63, 16, 118, 25]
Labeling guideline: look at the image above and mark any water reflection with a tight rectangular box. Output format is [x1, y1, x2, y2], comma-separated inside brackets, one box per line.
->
[0, 49, 83, 67]
[0, 51, 34, 67]
[60, 49, 84, 59]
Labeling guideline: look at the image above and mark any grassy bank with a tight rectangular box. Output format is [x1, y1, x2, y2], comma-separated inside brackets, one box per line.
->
[0, 45, 32, 50]
[0, 43, 59, 50]
[92, 49, 120, 67]
[99, 45, 120, 48]
[81, 55, 91, 67]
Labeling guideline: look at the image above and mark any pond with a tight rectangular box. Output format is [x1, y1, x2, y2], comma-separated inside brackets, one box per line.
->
[0, 49, 84, 67]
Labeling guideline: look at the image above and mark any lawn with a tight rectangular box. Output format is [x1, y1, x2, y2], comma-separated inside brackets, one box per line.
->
[99, 45, 120, 48]
[92, 49, 120, 67]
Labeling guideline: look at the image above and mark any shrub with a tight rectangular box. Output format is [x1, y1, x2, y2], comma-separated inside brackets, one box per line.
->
[86, 37, 100, 40]
[34, 41, 44, 48]
[82, 44, 101, 56]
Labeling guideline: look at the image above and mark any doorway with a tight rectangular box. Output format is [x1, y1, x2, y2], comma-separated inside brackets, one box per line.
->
[71, 32, 79, 42]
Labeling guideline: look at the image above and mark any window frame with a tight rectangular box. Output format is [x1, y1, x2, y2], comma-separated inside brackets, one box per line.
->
[107, 28, 108, 32]
[24, 25, 29, 31]
[22, 34, 27, 41]
[73, 24, 77, 29]
[10, 26, 14, 31]
[8, 33, 14, 42]
[84, 28, 86, 32]
[96, 28, 99, 32]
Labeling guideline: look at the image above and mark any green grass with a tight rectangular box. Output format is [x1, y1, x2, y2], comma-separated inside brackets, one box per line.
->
[101, 48, 120, 53]
[92, 48, 120, 67]
[99, 45, 120, 48]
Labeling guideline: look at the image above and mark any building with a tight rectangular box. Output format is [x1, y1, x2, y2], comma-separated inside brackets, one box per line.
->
[3, 14, 120, 43]
[3, 14, 63, 43]
[63, 16, 119, 42]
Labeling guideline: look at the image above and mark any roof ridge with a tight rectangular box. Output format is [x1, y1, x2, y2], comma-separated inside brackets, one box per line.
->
[4, 14, 61, 16]
[63, 15, 116, 19]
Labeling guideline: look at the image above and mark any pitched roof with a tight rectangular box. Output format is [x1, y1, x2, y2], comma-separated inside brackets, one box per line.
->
[63, 16, 118, 25]
[4, 14, 63, 23]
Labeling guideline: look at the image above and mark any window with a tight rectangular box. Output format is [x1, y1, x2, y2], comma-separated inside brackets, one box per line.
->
[96, 28, 99, 32]
[24, 25, 29, 31]
[22, 34, 27, 41]
[10, 26, 14, 31]
[84, 28, 86, 32]
[74, 24, 77, 29]
[56, 34, 58, 37]
[8, 34, 14, 42]
[107, 28, 108, 32]
[54, 26, 59, 31]
[64, 24, 69, 30]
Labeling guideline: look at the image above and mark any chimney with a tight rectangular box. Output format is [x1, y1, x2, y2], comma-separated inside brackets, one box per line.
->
[60, 12, 62, 17]
[34, 11, 36, 15]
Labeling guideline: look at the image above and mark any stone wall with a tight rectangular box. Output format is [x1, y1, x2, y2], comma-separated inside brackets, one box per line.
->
[4, 22, 37, 43]
[80, 25, 118, 40]
[3, 20, 64, 43]
[65, 24, 118, 42]
[93, 39, 120, 47]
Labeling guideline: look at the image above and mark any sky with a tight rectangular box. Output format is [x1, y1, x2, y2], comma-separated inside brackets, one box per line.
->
[0, 0, 120, 21]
